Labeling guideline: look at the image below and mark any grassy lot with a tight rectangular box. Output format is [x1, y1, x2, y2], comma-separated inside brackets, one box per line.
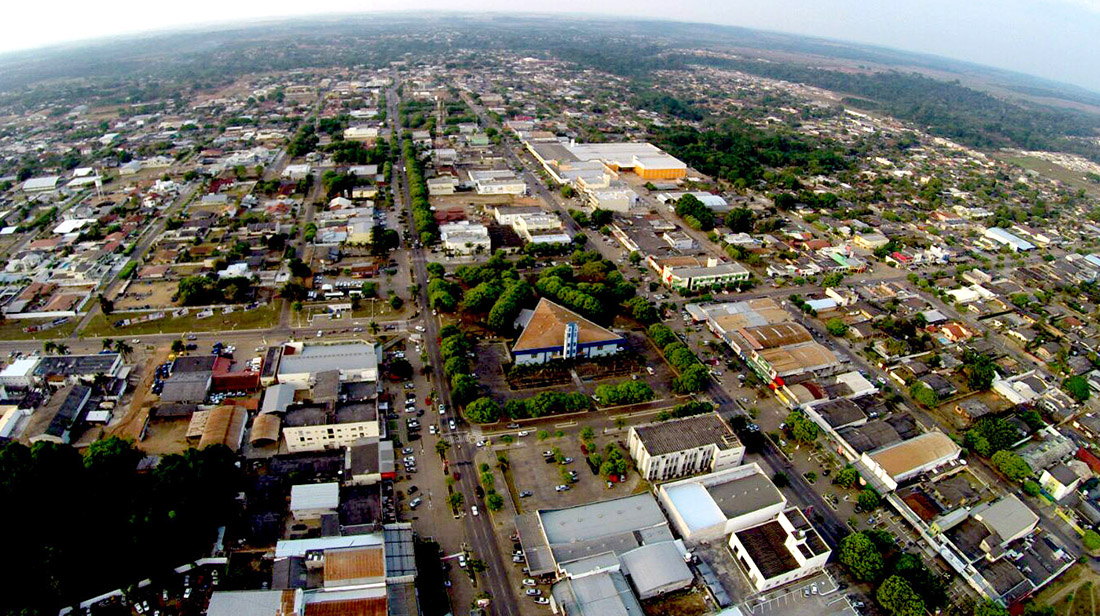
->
[1002, 154, 1100, 199]
[81, 301, 282, 338]
[0, 318, 79, 341]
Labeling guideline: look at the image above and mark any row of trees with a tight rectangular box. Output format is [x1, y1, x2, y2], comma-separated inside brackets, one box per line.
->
[593, 380, 655, 406]
[403, 137, 439, 244]
[837, 530, 947, 616]
[647, 323, 710, 394]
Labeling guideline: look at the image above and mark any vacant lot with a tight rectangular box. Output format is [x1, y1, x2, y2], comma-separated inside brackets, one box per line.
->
[642, 589, 710, 616]
[83, 301, 281, 337]
[0, 318, 79, 341]
[115, 279, 179, 309]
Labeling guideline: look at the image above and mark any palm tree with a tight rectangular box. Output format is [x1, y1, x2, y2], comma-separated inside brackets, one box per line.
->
[435, 439, 450, 458]
[369, 321, 380, 335]
[42, 341, 56, 354]
[54, 343, 70, 355]
[113, 340, 133, 361]
[102, 338, 115, 351]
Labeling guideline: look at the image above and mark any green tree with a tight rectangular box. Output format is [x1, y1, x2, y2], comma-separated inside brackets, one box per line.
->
[448, 491, 464, 509]
[973, 600, 1009, 616]
[908, 381, 939, 408]
[465, 398, 501, 424]
[785, 410, 820, 443]
[1083, 530, 1100, 552]
[838, 532, 884, 581]
[858, 488, 881, 511]
[450, 374, 480, 406]
[991, 450, 1032, 482]
[1064, 375, 1091, 402]
[486, 492, 505, 512]
[835, 465, 860, 489]
[825, 318, 848, 337]
[877, 575, 925, 616]
[672, 363, 710, 394]
[171, 339, 185, 354]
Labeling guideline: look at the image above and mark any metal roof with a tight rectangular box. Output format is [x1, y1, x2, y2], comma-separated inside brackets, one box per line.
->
[632, 413, 740, 456]
[291, 482, 340, 512]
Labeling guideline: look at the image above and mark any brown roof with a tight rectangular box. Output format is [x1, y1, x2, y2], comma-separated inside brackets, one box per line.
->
[512, 298, 620, 352]
[737, 322, 813, 350]
[304, 598, 387, 616]
[249, 413, 281, 445]
[869, 432, 960, 478]
[324, 546, 386, 583]
[198, 405, 246, 450]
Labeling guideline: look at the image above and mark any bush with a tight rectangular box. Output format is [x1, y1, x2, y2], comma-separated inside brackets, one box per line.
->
[991, 450, 1032, 482]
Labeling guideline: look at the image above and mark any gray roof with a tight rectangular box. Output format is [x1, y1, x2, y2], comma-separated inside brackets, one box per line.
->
[633, 413, 740, 456]
[159, 374, 210, 403]
[383, 523, 418, 578]
[44, 384, 92, 438]
[206, 591, 287, 616]
[812, 398, 866, 429]
[539, 493, 667, 545]
[705, 472, 785, 520]
[1048, 463, 1079, 487]
[278, 343, 377, 377]
[34, 354, 119, 377]
[551, 571, 644, 616]
[619, 542, 693, 597]
[261, 384, 296, 414]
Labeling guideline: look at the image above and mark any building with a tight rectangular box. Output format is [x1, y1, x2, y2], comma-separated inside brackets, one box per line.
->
[862, 431, 962, 491]
[439, 220, 491, 255]
[28, 384, 92, 444]
[657, 463, 787, 543]
[22, 176, 60, 192]
[277, 343, 379, 389]
[283, 402, 380, 453]
[628, 413, 744, 481]
[529, 141, 687, 182]
[853, 232, 890, 250]
[345, 437, 396, 485]
[469, 170, 526, 195]
[513, 492, 693, 612]
[282, 164, 312, 181]
[649, 256, 750, 291]
[984, 227, 1036, 252]
[729, 508, 831, 592]
[33, 353, 123, 386]
[511, 298, 625, 365]
[0, 357, 40, 389]
[1039, 464, 1081, 501]
[290, 482, 340, 521]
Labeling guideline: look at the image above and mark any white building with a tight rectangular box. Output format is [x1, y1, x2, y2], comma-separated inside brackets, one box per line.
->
[290, 482, 340, 521]
[657, 463, 787, 544]
[729, 508, 831, 591]
[440, 220, 491, 254]
[282, 164, 312, 181]
[628, 413, 744, 481]
[0, 357, 40, 389]
[277, 342, 379, 389]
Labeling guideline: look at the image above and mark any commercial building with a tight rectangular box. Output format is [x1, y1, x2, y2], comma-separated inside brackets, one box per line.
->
[27, 384, 92, 444]
[729, 508, 831, 592]
[528, 140, 687, 182]
[277, 343, 379, 389]
[862, 431, 962, 491]
[983, 227, 1036, 252]
[469, 170, 527, 195]
[439, 220, 491, 254]
[282, 402, 380, 453]
[0, 357, 40, 389]
[657, 463, 787, 544]
[33, 353, 124, 386]
[513, 493, 693, 612]
[290, 482, 340, 521]
[649, 255, 750, 291]
[512, 298, 625, 366]
[628, 412, 744, 481]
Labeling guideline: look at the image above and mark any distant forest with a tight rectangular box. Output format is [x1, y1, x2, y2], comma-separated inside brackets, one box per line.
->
[0, 16, 1097, 160]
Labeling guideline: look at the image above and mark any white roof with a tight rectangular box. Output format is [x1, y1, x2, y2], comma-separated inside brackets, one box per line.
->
[206, 591, 285, 616]
[1, 357, 39, 378]
[52, 218, 95, 235]
[662, 481, 727, 531]
[619, 542, 693, 596]
[275, 533, 383, 558]
[290, 482, 339, 512]
[22, 176, 59, 191]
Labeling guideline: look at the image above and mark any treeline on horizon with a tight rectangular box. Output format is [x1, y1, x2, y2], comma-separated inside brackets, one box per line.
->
[1, 19, 1098, 162]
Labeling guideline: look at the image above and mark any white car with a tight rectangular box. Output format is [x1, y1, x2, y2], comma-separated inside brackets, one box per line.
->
[471, 505, 479, 516]
[458, 554, 467, 568]
[517, 430, 529, 437]
[522, 578, 537, 587]
[476, 440, 487, 447]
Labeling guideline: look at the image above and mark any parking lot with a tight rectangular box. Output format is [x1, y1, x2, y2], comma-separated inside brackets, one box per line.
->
[478, 430, 642, 516]
[742, 572, 857, 616]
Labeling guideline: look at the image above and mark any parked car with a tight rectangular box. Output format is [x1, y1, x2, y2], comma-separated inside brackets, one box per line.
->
[555, 484, 570, 492]
[534, 597, 550, 605]
[409, 497, 422, 509]
[525, 589, 541, 596]
[519, 491, 533, 498]
[523, 578, 537, 586]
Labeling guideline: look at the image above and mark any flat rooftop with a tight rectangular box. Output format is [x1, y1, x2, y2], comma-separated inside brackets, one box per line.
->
[705, 472, 785, 520]
[539, 493, 667, 545]
[735, 520, 800, 579]
[632, 413, 740, 456]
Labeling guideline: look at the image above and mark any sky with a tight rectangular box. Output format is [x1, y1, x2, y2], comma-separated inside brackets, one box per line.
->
[3, 0, 1099, 92]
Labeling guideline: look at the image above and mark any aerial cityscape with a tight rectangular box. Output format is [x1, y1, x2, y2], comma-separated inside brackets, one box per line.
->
[2, 10, 1100, 616]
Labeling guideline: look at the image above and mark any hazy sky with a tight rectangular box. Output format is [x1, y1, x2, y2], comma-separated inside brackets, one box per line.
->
[4, 0, 1099, 92]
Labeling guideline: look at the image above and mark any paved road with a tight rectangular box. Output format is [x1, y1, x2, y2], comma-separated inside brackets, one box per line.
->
[390, 86, 521, 616]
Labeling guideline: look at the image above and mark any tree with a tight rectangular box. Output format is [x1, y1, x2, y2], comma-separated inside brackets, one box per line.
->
[465, 398, 501, 424]
[97, 293, 114, 315]
[786, 410, 820, 443]
[486, 492, 505, 512]
[908, 381, 939, 408]
[825, 318, 848, 337]
[772, 472, 789, 488]
[877, 575, 925, 616]
[835, 465, 860, 489]
[451, 374, 480, 406]
[435, 440, 450, 458]
[113, 340, 133, 361]
[858, 488, 881, 511]
[448, 491, 464, 509]
[102, 338, 115, 351]
[991, 450, 1032, 482]
[973, 602, 1009, 616]
[1083, 530, 1100, 552]
[672, 364, 710, 394]
[822, 272, 844, 288]
[390, 295, 404, 310]
[389, 358, 413, 380]
[725, 208, 754, 233]
[1064, 375, 1091, 402]
[1022, 479, 1041, 496]
[171, 340, 185, 354]
[838, 532, 884, 581]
